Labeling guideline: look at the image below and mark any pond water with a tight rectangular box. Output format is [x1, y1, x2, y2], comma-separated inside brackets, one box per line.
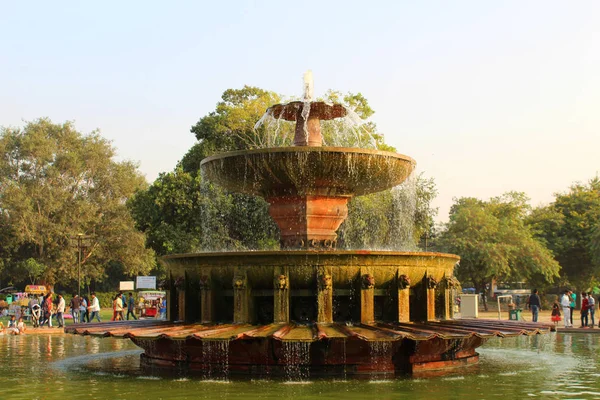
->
[1, 333, 599, 400]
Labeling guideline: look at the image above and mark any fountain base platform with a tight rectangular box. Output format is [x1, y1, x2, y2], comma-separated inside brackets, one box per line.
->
[65, 319, 554, 377]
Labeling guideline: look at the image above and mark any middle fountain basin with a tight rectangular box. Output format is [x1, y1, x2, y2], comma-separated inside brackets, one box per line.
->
[162, 250, 459, 290]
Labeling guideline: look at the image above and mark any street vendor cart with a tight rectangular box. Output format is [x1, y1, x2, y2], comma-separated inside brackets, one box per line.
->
[138, 291, 165, 318]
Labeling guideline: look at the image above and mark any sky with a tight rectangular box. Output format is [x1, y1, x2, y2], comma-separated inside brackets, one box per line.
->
[1, 1, 598, 222]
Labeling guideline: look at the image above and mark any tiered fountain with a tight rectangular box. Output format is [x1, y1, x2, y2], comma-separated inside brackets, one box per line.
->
[66, 73, 553, 377]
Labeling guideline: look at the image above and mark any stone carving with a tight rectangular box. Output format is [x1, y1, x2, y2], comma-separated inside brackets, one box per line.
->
[233, 274, 247, 290]
[426, 275, 438, 289]
[173, 276, 184, 288]
[446, 276, 460, 289]
[275, 274, 288, 290]
[199, 275, 211, 290]
[362, 273, 375, 289]
[398, 274, 411, 290]
[318, 273, 332, 291]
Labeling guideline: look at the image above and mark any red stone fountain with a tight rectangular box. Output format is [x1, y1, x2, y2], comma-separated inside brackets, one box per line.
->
[66, 73, 554, 378]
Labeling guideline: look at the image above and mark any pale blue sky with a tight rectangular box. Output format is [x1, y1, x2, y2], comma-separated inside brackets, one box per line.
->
[1, 1, 598, 221]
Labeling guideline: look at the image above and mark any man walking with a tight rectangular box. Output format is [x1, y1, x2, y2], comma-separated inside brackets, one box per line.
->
[88, 292, 101, 323]
[126, 293, 137, 320]
[588, 292, 596, 328]
[70, 294, 81, 324]
[527, 289, 542, 322]
[56, 294, 66, 328]
[561, 290, 572, 328]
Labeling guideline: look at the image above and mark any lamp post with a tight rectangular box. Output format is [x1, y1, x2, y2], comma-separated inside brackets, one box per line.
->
[72, 234, 93, 297]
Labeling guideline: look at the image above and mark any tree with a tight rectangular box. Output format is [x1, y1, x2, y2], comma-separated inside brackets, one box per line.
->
[436, 192, 560, 310]
[529, 177, 600, 289]
[0, 118, 155, 287]
[21, 258, 46, 285]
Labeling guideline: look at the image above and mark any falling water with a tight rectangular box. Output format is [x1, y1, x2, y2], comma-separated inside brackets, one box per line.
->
[201, 340, 230, 380]
[282, 341, 310, 381]
[369, 341, 392, 378]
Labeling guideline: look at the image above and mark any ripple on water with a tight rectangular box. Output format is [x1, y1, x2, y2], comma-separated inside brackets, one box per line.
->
[136, 376, 161, 380]
[442, 376, 465, 381]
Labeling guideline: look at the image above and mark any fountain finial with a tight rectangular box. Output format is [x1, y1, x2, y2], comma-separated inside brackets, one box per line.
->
[303, 70, 314, 101]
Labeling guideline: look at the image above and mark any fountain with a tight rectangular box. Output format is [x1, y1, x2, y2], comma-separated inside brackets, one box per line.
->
[66, 73, 554, 378]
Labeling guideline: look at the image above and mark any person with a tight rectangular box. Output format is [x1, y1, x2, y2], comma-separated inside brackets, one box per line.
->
[7, 315, 20, 335]
[80, 296, 89, 323]
[551, 301, 562, 326]
[70, 294, 81, 324]
[56, 294, 66, 328]
[16, 317, 26, 334]
[112, 294, 123, 321]
[560, 290, 572, 328]
[588, 292, 596, 328]
[126, 293, 137, 320]
[159, 297, 167, 320]
[88, 292, 101, 323]
[120, 292, 127, 315]
[41, 293, 54, 328]
[527, 289, 542, 323]
[569, 290, 576, 326]
[580, 292, 589, 328]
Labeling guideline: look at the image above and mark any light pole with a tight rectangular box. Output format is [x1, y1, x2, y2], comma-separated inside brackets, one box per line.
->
[72, 234, 92, 297]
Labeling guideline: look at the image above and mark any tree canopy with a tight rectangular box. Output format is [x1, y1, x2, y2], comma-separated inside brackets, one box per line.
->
[0, 118, 155, 288]
[528, 177, 600, 289]
[436, 192, 560, 306]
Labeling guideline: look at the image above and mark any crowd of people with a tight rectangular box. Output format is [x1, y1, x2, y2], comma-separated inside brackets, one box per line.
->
[2, 291, 167, 330]
[554, 289, 598, 328]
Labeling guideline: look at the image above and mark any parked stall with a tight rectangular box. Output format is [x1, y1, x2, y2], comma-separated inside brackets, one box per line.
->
[138, 291, 165, 318]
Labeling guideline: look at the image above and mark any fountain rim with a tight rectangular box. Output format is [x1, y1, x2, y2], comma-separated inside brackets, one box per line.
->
[200, 146, 416, 167]
[162, 250, 459, 261]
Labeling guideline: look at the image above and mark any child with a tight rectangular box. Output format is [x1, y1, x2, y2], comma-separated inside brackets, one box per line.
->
[551, 301, 562, 326]
[17, 317, 26, 334]
[7, 315, 20, 335]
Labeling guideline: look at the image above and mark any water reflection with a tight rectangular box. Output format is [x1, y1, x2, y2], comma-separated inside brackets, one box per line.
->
[0, 333, 598, 400]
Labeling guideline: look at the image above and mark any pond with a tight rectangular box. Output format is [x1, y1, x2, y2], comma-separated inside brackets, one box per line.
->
[1, 333, 599, 400]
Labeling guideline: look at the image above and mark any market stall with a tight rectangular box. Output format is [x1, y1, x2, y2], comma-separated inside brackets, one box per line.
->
[138, 291, 165, 318]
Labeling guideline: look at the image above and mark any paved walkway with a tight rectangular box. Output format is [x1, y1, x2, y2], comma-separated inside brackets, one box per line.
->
[476, 309, 600, 333]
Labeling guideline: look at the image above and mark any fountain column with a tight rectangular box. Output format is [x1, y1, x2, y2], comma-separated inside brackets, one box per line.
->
[426, 275, 438, 321]
[273, 267, 290, 323]
[199, 274, 214, 323]
[397, 273, 411, 323]
[360, 268, 375, 324]
[233, 269, 253, 323]
[317, 267, 333, 323]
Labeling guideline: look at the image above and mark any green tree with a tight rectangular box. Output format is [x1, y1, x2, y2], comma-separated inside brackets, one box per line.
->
[437, 192, 560, 309]
[529, 177, 600, 289]
[21, 258, 47, 285]
[0, 118, 155, 287]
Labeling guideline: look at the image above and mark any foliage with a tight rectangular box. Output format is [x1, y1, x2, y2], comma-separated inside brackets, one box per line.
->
[0, 118, 155, 287]
[528, 177, 600, 289]
[21, 258, 47, 285]
[436, 192, 560, 306]
[339, 173, 437, 250]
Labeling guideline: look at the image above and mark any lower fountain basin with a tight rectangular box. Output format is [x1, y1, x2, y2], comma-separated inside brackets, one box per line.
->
[65, 319, 554, 377]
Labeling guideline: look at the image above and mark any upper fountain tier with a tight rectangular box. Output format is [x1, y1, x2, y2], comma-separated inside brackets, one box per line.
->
[201, 73, 415, 249]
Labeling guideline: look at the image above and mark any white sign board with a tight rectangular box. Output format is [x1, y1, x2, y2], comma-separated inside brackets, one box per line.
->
[136, 276, 157, 290]
[119, 281, 135, 291]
